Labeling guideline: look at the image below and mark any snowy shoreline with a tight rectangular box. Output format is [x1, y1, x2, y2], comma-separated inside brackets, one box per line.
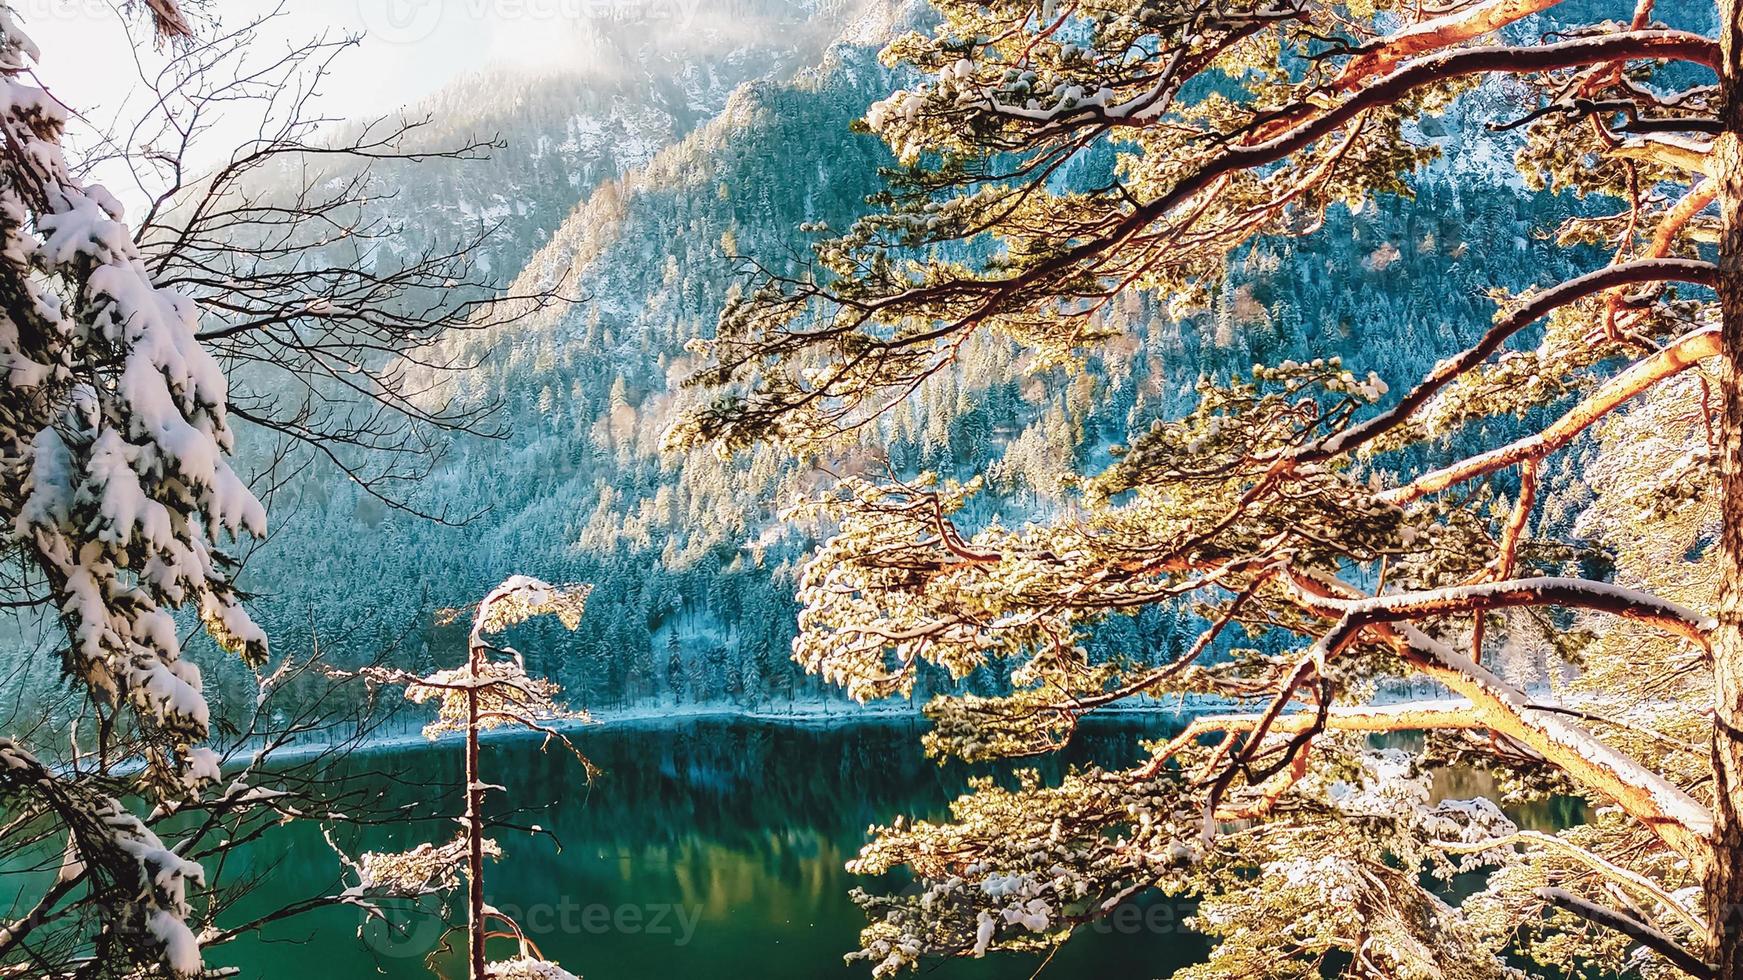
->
[228, 697, 1217, 765]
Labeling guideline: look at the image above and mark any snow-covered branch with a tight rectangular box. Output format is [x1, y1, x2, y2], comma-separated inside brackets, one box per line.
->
[0, 739, 205, 976]
[1412, 628, 1712, 863]
[1439, 830, 1709, 938]
[1612, 133, 1716, 176]
[1333, 0, 1568, 89]
[1300, 259, 1717, 461]
[1151, 699, 1489, 770]
[1386, 325, 1721, 503]
[1297, 575, 1716, 650]
[1282, 572, 1715, 865]
[1536, 887, 1712, 978]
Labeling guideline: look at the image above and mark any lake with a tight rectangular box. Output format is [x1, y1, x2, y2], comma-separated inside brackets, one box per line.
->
[206, 715, 1577, 978]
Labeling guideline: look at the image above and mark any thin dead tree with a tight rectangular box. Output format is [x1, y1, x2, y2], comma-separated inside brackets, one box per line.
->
[343, 576, 594, 980]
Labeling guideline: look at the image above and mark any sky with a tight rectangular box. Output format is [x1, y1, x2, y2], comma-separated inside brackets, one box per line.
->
[30, 1, 483, 114]
[29, 0, 617, 112]
[24, 0, 612, 211]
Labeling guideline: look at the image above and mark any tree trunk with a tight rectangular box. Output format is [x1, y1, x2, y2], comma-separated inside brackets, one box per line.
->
[1711, 0, 1743, 973]
[466, 640, 487, 980]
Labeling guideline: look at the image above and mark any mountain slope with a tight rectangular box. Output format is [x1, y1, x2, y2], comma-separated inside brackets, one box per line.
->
[221, 6, 916, 717]
[219, 1, 1616, 724]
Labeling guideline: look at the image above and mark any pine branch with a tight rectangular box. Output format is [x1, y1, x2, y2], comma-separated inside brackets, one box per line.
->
[1536, 887, 1712, 978]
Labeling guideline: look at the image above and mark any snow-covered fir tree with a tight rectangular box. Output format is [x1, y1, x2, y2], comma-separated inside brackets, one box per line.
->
[0, 3, 264, 974]
[0, 5, 580, 976]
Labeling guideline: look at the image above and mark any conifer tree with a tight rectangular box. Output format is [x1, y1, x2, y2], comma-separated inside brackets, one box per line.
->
[671, 0, 1743, 974]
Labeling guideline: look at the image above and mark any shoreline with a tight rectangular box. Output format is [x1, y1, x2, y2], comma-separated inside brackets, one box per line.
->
[228, 697, 1219, 765]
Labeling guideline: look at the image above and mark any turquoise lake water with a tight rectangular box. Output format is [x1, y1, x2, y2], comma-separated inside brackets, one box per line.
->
[208, 716, 1222, 978]
[87, 715, 1579, 978]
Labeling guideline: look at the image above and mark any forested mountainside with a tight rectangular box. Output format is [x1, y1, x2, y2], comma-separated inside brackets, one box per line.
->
[186, 0, 1643, 728]
[9, 0, 1692, 732]
[0, 0, 888, 733]
[209, 21, 912, 720]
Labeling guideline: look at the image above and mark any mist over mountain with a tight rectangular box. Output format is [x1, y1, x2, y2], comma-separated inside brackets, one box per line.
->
[319, 0, 888, 283]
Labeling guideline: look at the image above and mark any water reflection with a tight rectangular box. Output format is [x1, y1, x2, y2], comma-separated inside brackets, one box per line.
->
[208, 716, 1571, 979]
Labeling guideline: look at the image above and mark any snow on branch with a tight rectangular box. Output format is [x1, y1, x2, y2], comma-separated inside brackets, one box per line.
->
[1612, 133, 1715, 176]
[1438, 830, 1709, 939]
[458, 575, 593, 638]
[1334, 0, 1568, 89]
[1298, 259, 1717, 461]
[1282, 572, 1715, 865]
[486, 956, 582, 979]
[1384, 325, 1721, 503]
[139, 0, 194, 42]
[0, 5, 266, 787]
[1149, 699, 1489, 772]
[1536, 887, 1712, 979]
[0, 739, 206, 976]
[1298, 574, 1716, 650]
[336, 833, 503, 900]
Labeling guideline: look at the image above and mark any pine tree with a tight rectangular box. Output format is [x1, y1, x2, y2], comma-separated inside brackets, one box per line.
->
[671, 0, 1743, 975]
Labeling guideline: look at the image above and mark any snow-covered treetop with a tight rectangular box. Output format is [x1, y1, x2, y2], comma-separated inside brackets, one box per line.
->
[0, 0, 266, 778]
